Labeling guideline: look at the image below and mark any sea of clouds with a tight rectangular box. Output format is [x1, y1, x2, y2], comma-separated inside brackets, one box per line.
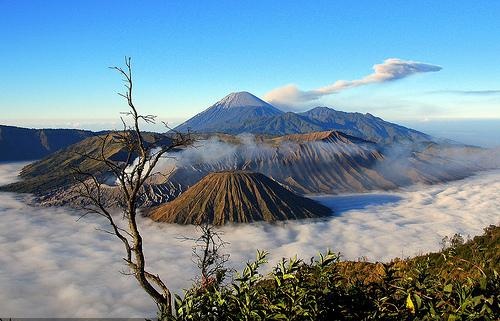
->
[0, 162, 499, 317]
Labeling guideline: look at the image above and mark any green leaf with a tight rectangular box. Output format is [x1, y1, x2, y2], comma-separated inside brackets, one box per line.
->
[274, 276, 281, 287]
[479, 277, 487, 290]
[413, 293, 422, 309]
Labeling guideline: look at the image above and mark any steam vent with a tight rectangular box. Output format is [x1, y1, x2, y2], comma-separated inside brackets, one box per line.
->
[148, 171, 332, 225]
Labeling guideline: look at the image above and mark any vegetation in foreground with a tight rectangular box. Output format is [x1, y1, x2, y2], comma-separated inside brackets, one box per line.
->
[168, 225, 499, 321]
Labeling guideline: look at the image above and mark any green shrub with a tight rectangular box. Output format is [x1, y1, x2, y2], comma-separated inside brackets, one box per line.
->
[164, 225, 499, 321]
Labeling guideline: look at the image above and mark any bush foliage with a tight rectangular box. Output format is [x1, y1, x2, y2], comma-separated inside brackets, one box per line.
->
[161, 225, 499, 321]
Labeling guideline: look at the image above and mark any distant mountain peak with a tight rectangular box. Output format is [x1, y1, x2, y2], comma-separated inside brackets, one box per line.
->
[174, 91, 283, 133]
[215, 91, 274, 109]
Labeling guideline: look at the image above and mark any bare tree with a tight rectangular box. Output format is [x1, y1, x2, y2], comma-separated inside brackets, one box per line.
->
[178, 222, 231, 290]
[73, 57, 192, 318]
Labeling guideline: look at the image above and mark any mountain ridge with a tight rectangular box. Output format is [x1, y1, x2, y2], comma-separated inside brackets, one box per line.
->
[0, 125, 95, 162]
[6, 129, 492, 209]
[174, 92, 432, 144]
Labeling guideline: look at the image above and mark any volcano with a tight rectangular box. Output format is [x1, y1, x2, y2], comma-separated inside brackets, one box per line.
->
[174, 91, 283, 133]
[148, 171, 331, 225]
[173, 91, 431, 144]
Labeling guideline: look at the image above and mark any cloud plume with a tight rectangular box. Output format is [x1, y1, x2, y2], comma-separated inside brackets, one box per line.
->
[264, 58, 442, 107]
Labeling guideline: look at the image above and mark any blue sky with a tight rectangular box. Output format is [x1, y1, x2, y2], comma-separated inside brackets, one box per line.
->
[1, 0, 499, 131]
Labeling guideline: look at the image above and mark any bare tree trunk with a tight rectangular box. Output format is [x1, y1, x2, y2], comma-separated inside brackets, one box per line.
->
[73, 57, 191, 318]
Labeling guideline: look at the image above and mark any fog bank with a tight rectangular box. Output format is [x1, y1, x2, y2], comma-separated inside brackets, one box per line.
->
[0, 163, 499, 317]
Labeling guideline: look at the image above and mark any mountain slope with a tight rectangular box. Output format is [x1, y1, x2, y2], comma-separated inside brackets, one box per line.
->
[0, 132, 172, 194]
[299, 107, 432, 144]
[235, 107, 431, 144]
[156, 131, 490, 196]
[174, 92, 283, 133]
[238, 112, 324, 135]
[161, 131, 392, 195]
[0, 125, 94, 161]
[173, 92, 431, 144]
[8, 130, 492, 208]
[2, 130, 386, 205]
[148, 171, 332, 225]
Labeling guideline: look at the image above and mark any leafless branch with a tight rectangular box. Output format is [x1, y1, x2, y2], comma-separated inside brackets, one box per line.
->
[71, 57, 193, 317]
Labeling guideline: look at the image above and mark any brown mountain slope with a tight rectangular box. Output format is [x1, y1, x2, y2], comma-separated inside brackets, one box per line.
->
[9, 130, 388, 206]
[7, 130, 495, 208]
[160, 130, 490, 196]
[269, 130, 373, 145]
[148, 171, 332, 225]
[0, 131, 173, 194]
[160, 130, 394, 195]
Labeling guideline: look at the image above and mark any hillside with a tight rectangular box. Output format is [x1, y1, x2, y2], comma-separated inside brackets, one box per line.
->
[174, 225, 499, 320]
[299, 107, 432, 144]
[0, 125, 94, 161]
[9, 129, 493, 209]
[0, 131, 173, 194]
[156, 131, 484, 197]
[148, 171, 331, 225]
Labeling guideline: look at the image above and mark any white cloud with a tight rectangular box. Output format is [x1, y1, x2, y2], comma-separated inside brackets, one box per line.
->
[0, 161, 30, 185]
[264, 58, 442, 107]
[0, 163, 499, 317]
